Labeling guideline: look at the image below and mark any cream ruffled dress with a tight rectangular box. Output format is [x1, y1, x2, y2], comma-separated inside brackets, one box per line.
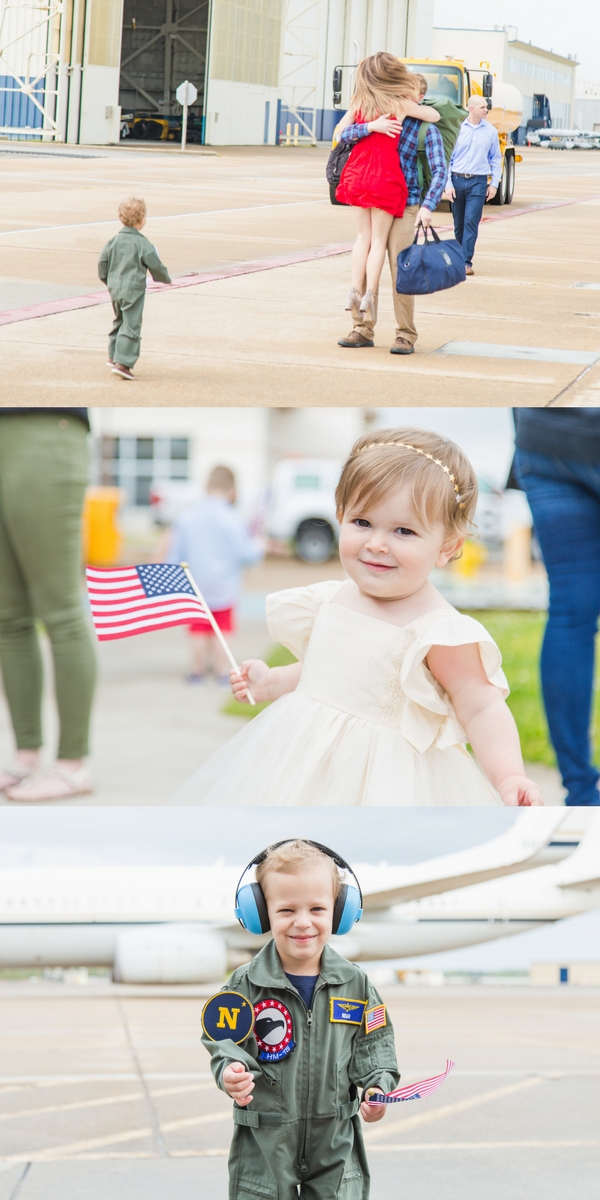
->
[172, 580, 508, 807]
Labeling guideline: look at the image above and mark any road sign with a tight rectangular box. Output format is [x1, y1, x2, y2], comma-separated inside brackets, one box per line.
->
[176, 81, 197, 107]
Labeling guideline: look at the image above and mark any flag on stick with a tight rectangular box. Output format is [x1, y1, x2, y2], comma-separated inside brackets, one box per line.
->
[367, 1060, 455, 1104]
[85, 562, 255, 704]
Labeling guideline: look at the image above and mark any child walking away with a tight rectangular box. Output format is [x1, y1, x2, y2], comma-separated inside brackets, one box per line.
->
[164, 465, 264, 683]
[201, 839, 399, 1200]
[98, 197, 171, 380]
[172, 427, 545, 809]
[335, 54, 440, 324]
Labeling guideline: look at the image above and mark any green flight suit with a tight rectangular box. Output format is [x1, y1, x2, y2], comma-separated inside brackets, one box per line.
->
[202, 940, 400, 1200]
[97, 227, 171, 368]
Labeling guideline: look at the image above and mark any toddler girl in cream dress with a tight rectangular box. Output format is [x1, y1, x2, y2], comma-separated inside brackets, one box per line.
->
[173, 428, 544, 808]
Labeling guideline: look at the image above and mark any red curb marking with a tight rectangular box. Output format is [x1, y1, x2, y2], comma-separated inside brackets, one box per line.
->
[1, 191, 599, 328]
[0, 244, 353, 327]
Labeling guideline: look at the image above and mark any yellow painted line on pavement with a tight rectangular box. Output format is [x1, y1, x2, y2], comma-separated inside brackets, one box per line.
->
[0, 1108, 232, 1161]
[0, 1081, 212, 1122]
[364, 1076, 545, 1143]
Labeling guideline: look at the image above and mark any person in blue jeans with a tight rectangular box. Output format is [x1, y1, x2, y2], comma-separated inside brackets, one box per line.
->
[512, 410, 600, 807]
[444, 95, 501, 275]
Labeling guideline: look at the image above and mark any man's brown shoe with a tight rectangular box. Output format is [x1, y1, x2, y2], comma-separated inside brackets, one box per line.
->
[465, 265, 475, 275]
[338, 331, 374, 348]
[112, 363, 135, 379]
[390, 337, 415, 355]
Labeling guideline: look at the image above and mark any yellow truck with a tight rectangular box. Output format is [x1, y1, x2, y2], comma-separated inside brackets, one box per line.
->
[332, 57, 523, 205]
[401, 58, 523, 205]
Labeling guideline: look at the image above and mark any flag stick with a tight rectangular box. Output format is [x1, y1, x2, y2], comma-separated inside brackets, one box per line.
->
[180, 563, 256, 706]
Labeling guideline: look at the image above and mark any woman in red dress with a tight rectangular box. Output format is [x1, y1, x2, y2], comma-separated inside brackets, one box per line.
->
[336, 53, 440, 322]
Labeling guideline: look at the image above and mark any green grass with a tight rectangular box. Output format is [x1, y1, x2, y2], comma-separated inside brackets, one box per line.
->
[223, 611, 600, 766]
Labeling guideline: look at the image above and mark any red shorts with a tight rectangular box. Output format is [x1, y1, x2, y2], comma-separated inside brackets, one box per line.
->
[188, 607, 235, 636]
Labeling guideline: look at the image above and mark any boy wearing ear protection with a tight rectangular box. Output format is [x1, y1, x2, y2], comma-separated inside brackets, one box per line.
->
[201, 839, 399, 1200]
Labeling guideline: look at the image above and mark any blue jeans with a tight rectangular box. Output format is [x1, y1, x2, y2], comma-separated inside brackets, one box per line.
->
[514, 449, 600, 806]
[451, 174, 487, 266]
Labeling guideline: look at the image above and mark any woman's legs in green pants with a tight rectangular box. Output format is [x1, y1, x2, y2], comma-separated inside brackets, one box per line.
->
[0, 414, 96, 763]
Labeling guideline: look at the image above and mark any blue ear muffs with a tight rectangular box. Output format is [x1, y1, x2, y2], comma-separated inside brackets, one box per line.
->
[235, 840, 363, 936]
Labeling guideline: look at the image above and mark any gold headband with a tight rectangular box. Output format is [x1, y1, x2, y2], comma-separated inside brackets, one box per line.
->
[354, 440, 464, 507]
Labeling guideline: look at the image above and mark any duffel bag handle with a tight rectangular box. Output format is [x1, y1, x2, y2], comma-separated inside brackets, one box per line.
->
[412, 221, 442, 245]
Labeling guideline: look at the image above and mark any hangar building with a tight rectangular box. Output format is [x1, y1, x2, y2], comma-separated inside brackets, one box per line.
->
[0, 0, 434, 146]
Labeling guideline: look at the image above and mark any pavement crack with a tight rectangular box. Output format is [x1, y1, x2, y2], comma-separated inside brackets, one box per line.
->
[546, 363, 594, 405]
[8, 1162, 30, 1200]
[116, 998, 169, 1159]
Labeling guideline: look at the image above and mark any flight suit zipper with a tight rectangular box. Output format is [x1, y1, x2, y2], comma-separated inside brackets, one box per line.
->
[300, 1006, 313, 1174]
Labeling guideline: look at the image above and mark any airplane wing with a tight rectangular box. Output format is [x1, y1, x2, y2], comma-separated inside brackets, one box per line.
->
[361, 809, 568, 910]
[556, 811, 600, 889]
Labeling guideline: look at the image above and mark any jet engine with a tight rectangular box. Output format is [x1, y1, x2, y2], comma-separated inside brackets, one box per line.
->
[113, 926, 227, 984]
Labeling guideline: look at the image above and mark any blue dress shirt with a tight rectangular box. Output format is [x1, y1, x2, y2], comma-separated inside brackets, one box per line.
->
[165, 495, 263, 611]
[449, 118, 502, 187]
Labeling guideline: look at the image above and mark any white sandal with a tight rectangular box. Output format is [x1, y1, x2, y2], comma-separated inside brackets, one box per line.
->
[0, 761, 37, 792]
[5, 764, 93, 803]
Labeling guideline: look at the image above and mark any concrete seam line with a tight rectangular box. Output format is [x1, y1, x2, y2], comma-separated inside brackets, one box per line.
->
[116, 998, 168, 1159]
[368, 1140, 600, 1151]
[364, 1076, 545, 1143]
[0, 1111, 233, 1162]
[7, 1163, 30, 1200]
[546, 363, 594, 406]
[0, 198, 330, 238]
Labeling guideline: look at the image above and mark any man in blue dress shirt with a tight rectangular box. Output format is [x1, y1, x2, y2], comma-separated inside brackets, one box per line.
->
[444, 94, 502, 274]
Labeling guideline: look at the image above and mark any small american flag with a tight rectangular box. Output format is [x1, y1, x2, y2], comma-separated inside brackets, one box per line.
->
[365, 1004, 386, 1033]
[368, 1059, 455, 1104]
[86, 564, 212, 641]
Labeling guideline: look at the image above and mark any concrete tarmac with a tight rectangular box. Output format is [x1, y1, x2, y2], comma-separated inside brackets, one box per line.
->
[1, 144, 600, 404]
[0, 982, 597, 1199]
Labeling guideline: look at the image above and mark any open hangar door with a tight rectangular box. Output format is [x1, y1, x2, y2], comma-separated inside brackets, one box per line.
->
[119, 0, 208, 141]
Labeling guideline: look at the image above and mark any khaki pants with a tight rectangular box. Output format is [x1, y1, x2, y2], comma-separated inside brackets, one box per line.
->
[352, 204, 419, 344]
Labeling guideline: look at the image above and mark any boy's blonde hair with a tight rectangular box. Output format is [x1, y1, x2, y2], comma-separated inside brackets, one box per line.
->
[350, 52, 419, 121]
[413, 73, 428, 96]
[256, 840, 344, 899]
[119, 197, 146, 227]
[207, 464, 235, 492]
[335, 427, 478, 538]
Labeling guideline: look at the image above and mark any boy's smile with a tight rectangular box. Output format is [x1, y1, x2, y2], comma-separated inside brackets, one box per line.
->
[263, 863, 336, 976]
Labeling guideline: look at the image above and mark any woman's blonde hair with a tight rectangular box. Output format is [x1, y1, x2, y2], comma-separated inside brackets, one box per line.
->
[335, 427, 478, 538]
[349, 52, 420, 121]
[256, 840, 344, 899]
[118, 196, 146, 227]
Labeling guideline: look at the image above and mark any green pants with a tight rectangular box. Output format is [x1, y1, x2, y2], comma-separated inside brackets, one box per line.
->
[229, 1116, 368, 1200]
[0, 414, 96, 759]
[109, 291, 145, 367]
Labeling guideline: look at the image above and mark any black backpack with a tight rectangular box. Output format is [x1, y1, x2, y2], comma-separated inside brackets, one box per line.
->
[326, 140, 352, 205]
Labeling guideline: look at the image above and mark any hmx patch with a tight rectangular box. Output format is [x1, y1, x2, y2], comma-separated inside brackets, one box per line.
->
[254, 999, 295, 1061]
[365, 1004, 386, 1034]
[330, 997, 367, 1025]
[201, 990, 254, 1044]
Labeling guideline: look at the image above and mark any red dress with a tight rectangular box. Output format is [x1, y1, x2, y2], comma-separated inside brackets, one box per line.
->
[336, 111, 408, 218]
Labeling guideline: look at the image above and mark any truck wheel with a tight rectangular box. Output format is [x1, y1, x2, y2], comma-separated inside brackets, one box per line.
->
[296, 520, 335, 563]
[491, 164, 507, 206]
[505, 153, 515, 204]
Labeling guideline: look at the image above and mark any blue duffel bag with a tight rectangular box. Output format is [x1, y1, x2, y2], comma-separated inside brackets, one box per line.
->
[396, 222, 466, 295]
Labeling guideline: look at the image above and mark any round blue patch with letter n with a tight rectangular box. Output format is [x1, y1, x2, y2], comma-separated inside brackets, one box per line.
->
[201, 990, 255, 1044]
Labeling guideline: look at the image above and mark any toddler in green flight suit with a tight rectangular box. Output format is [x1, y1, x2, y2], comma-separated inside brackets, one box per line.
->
[98, 197, 171, 380]
[201, 839, 399, 1200]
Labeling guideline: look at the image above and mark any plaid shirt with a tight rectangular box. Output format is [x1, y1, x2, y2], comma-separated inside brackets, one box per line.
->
[340, 117, 447, 211]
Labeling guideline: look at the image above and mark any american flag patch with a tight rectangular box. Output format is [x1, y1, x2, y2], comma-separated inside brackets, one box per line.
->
[86, 564, 211, 641]
[365, 1004, 386, 1033]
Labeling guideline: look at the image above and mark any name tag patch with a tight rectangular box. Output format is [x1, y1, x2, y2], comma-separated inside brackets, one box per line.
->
[254, 999, 296, 1061]
[330, 997, 367, 1025]
[201, 990, 254, 1044]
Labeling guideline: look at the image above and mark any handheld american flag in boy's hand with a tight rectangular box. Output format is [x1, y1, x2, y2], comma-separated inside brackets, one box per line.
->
[367, 1060, 455, 1104]
[86, 564, 212, 640]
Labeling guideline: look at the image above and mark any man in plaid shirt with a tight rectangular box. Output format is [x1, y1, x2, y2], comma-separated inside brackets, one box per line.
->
[337, 113, 447, 353]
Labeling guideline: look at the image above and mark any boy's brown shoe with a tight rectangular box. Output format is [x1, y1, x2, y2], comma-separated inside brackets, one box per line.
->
[338, 331, 374, 348]
[112, 363, 135, 380]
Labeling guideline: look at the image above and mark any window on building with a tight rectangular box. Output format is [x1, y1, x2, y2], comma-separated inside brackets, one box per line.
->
[95, 436, 190, 505]
[507, 58, 572, 89]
